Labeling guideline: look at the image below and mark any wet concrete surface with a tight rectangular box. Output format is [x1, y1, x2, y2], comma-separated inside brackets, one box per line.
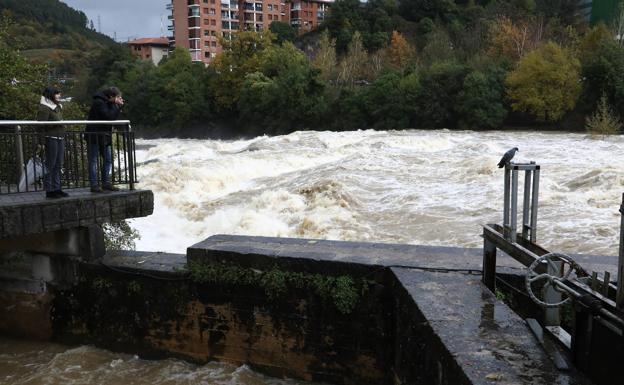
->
[187, 235, 619, 279]
[393, 268, 593, 385]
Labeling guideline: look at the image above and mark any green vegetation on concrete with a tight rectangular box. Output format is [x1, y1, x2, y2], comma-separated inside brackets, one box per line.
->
[187, 260, 368, 314]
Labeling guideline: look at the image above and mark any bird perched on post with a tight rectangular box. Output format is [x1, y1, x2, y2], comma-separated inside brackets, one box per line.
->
[497, 147, 518, 168]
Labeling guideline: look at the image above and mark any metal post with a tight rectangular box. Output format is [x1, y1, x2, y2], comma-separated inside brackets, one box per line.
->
[530, 167, 540, 243]
[15, 125, 24, 190]
[510, 169, 519, 243]
[127, 124, 135, 190]
[483, 237, 497, 291]
[617, 193, 624, 310]
[522, 169, 532, 240]
[503, 166, 510, 239]
[544, 261, 562, 326]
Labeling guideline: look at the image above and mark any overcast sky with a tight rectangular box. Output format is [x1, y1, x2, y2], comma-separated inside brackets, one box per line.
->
[61, 0, 166, 41]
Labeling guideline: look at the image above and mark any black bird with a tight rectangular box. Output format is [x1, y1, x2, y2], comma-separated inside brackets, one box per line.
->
[497, 147, 518, 168]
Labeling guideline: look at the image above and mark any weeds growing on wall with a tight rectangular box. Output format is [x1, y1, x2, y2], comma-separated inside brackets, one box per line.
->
[187, 261, 370, 314]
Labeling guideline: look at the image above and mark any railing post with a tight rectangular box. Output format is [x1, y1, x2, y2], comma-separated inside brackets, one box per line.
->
[127, 123, 135, 190]
[15, 125, 24, 190]
[617, 193, 624, 310]
[530, 166, 540, 243]
[510, 168, 519, 243]
[522, 169, 532, 240]
[503, 166, 510, 239]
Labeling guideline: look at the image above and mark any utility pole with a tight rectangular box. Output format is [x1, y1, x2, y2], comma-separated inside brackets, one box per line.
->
[97, 14, 101, 33]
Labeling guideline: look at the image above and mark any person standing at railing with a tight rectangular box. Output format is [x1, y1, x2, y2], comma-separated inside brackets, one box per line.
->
[37, 86, 68, 198]
[86, 87, 124, 193]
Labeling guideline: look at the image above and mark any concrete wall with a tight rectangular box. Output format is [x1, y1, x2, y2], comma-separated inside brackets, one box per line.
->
[50, 261, 392, 384]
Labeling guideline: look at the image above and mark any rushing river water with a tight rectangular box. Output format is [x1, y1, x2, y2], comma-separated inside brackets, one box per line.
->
[132, 129, 624, 256]
[3, 129, 624, 384]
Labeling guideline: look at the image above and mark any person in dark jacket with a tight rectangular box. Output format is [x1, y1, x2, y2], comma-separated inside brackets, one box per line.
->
[37, 86, 68, 198]
[86, 87, 124, 192]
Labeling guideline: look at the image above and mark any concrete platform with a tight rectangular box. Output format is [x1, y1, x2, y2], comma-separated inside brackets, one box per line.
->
[392, 268, 592, 385]
[0, 188, 153, 239]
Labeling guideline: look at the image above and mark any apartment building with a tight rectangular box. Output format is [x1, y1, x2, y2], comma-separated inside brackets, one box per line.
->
[289, 0, 331, 34]
[168, 0, 333, 65]
[127, 38, 170, 65]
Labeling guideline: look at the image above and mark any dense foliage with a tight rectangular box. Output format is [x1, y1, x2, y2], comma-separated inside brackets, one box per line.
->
[5, 0, 624, 136]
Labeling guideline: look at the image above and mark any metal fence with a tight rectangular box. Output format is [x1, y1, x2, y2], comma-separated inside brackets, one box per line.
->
[0, 121, 137, 194]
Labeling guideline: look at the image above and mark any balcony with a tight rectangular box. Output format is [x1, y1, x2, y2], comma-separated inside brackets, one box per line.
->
[166, 3, 173, 10]
[187, 0, 200, 6]
[188, 8, 200, 17]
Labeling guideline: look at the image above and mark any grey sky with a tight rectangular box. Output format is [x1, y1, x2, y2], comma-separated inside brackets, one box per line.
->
[61, 0, 167, 41]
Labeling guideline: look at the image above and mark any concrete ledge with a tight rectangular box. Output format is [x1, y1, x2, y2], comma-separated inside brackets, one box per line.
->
[0, 189, 153, 239]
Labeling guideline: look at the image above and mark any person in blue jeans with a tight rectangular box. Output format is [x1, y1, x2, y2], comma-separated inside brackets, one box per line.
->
[37, 87, 68, 198]
[86, 87, 124, 192]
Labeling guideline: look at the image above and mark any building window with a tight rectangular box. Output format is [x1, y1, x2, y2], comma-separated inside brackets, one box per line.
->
[211, 41, 217, 47]
[204, 18, 209, 25]
[255, 3, 262, 11]
[210, 0, 215, 3]
[204, 41, 210, 48]
[268, 4, 273, 10]
[211, 19, 216, 25]
[209, 8, 216, 14]
[205, 51, 210, 57]
[268, 14, 272, 20]
[204, 8, 209, 14]
[204, 29, 210, 36]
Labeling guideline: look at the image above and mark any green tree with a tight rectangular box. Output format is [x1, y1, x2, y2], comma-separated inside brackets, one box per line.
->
[269, 21, 296, 44]
[414, 61, 468, 128]
[456, 65, 508, 129]
[579, 23, 613, 61]
[0, 16, 46, 119]
[81, 43, 136, 103]
[398, 0, 457, 22]
[365, 71, 410, 129]
[506, 42, 581, 122]
[211, 31, 274, 113]
[238, 42, 326, 135]
[581, 40, 624, 114]
[103, 221, 140, 250]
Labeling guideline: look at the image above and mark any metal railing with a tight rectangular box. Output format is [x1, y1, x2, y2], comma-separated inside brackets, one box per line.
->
[0, 120, 137, 194]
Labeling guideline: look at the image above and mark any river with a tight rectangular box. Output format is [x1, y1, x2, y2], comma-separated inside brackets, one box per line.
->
[3, 129, 623, 384]
[132, 129, 624, 256]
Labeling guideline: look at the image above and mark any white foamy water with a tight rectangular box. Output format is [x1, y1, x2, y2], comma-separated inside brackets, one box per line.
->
[130, 130, 624, 256]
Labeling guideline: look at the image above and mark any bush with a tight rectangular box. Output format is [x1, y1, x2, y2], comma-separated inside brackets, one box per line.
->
[586, 94, 622, 137]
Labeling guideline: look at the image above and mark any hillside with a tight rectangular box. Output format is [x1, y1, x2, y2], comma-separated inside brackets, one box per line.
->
[0, 0, 114, 47]
[0, 0, 117, 82]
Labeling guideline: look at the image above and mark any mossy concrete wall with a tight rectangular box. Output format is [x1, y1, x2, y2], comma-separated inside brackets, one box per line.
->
[50, 260, 393, 385]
